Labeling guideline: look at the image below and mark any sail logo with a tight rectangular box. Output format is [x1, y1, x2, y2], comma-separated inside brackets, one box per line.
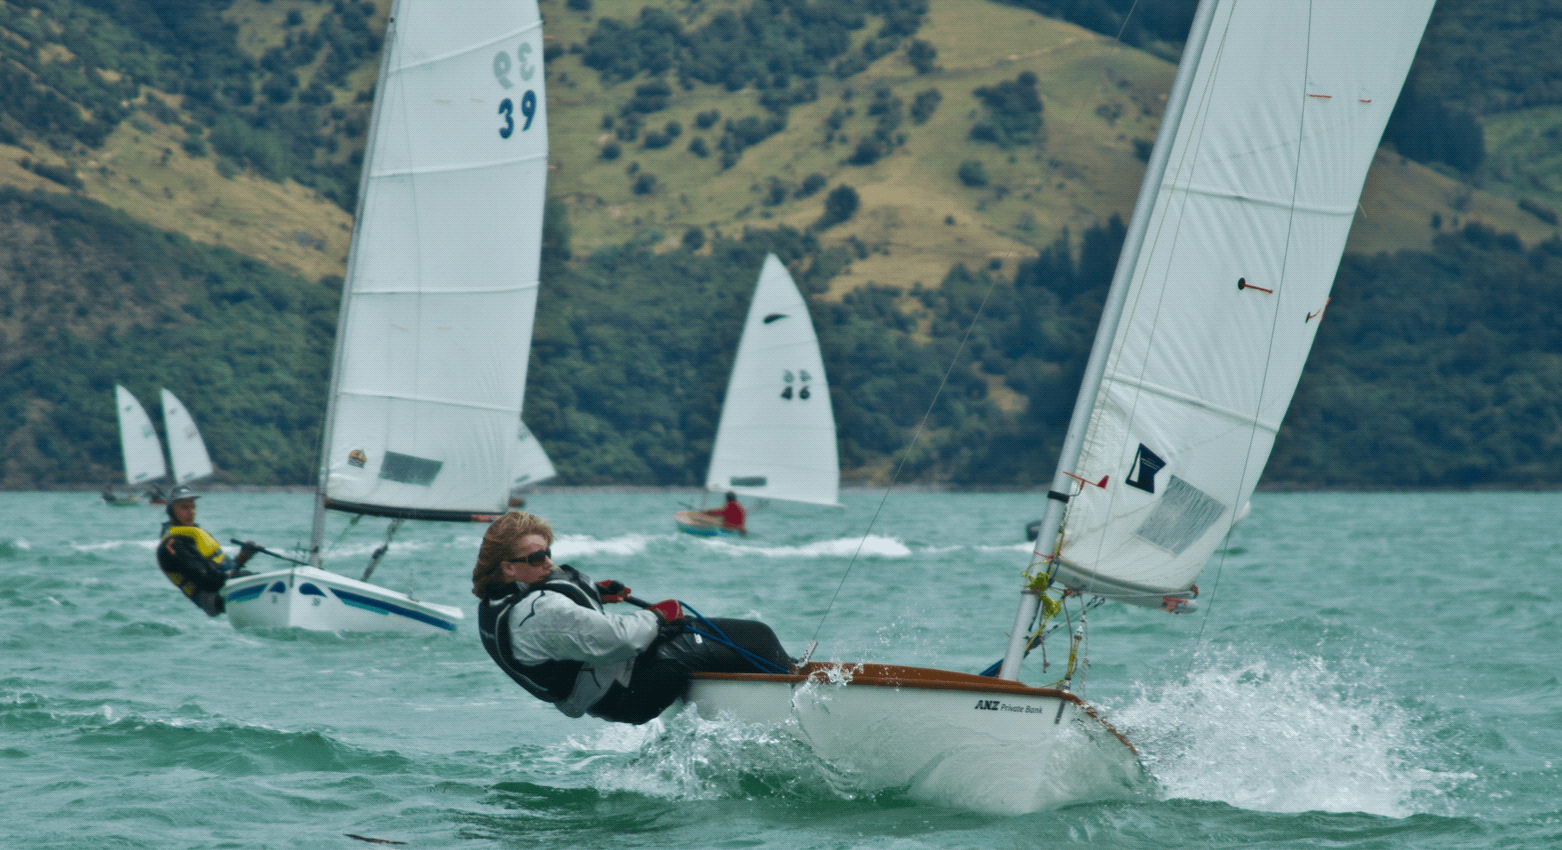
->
[1125, 444, 1166, 493]
[347, 449, 367, 469]
[763, 313, 790, 324]
[974, 699, 1001, 711]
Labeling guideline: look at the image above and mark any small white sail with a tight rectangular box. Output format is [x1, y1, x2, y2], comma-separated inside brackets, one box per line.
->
[509, 419, 556, 489]
[704, 254, 840, 507]
[316, 0, 549, 520]
[114, 385, 166, 486]
[160, 389, 214, 485]
[1036, 0, 1435, 605]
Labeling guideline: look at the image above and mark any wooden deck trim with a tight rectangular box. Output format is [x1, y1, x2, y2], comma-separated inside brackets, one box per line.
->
[689, 662, 1137, 754]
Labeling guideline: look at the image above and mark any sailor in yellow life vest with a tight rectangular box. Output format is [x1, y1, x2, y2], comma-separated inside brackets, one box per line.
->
[156, 485, 260, 616]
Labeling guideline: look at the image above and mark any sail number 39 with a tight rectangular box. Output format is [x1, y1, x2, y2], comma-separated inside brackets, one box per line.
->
[493, 43, 538, 139]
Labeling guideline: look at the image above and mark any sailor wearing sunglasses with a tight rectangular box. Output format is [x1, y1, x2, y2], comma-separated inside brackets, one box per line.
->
[472, 511, 792, 724]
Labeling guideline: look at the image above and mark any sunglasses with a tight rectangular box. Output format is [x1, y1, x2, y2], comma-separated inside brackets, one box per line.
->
[508, 547, 551, 566]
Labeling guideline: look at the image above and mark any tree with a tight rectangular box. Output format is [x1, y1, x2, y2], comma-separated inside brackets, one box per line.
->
[815, 185, 860, 230]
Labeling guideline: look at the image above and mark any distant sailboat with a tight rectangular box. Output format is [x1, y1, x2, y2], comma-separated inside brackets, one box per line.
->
[687, 0, 1433, 813]
[222, 0, 550, 633]
[160, 389, 214, 486]
[675, 254, 840, 535]
[507, 420, 555, 507]
[109, 385, 167, 504]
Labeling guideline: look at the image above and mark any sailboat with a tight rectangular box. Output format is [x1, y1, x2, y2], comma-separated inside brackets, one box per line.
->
[160, 389, 214, 486]
[507, 420, 555, 507]
[222, 0, 550, 633]
[685, 0, 1434, 814]
[674, 254, 840, 535]
[109, 385, 166, 505]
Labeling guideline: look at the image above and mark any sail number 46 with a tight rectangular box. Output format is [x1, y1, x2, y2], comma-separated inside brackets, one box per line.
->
[494, 43, 538, 139]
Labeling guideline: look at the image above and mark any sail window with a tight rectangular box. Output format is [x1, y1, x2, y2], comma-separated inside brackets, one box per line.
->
[729, 476, 767, 487]
[1133, 475, 1226, 555]
[379, 451, 443, 487]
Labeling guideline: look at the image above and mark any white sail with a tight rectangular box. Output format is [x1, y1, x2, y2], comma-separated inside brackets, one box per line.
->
[704, 254, 840, 507]
[160, 389, 214, 485]
[1040, 0, 1435, 604]
[316, 0, 549, 520]
[114, 385, 166, 486]
[510, 419, 556, 489]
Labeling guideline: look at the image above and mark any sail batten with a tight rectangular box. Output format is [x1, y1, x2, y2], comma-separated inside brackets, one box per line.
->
[336, 391, 524, 414]
[388, 20, 543, 72]
[369, 150, 549, 179]
[1164, 181, 1363, 216]
[1100, 372, 1283, 433]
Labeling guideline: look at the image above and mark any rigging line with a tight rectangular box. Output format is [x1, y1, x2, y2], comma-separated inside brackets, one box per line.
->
[807, 276, 1002, 647]
[808, 0, 1146, 651]
[1191, 0, 1318, 663]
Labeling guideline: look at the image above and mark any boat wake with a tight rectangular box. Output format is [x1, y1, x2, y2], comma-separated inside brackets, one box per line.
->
[563, 709, 849, 803]
[701, 535, 912, 559]
[1114, 647, 1470, 817]
[553, 532, 660, 559]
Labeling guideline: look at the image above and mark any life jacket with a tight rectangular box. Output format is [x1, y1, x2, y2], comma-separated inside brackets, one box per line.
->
[477, 565, 603, 706]
[157, 524, 230, 597]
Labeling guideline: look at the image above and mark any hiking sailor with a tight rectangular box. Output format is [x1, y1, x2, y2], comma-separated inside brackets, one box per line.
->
[155, 484, 259, 616]
[472, 511, 793, 724]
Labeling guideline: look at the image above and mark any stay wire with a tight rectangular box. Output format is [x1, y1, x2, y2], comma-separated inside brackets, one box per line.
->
[808, 278, 1002, 648]
[807, 0, 1149, 655]
[1189, 2, 1317, 667]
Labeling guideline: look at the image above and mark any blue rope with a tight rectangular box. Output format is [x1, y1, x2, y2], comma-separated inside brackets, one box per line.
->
[678, 602, 790, 675]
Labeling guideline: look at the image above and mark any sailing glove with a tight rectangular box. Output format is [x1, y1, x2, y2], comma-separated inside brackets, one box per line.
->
[648, 599, 685, 624]
[236, 540, 262, 565]
[595, 580, 631, 603]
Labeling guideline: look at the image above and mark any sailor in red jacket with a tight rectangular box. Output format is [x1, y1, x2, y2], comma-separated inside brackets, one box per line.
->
[705, 491, 746, 535]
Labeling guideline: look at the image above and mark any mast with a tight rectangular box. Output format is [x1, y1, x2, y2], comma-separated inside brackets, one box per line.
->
[310, 1, 403, 567]
[997, 0, 1220, 681]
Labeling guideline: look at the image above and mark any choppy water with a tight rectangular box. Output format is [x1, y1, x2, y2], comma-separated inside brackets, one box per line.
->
[2, 490, 1558, 848]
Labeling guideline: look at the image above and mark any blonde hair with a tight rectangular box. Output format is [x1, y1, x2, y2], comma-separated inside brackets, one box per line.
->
[471, 511, 555, 600]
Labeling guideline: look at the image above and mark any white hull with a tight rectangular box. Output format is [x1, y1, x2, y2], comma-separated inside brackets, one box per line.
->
[222, 566, 463, 634]
[686, 663, 1143, 813]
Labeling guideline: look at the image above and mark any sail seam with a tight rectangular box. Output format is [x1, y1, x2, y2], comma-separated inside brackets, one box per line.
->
[388, 21, 543, 74]
[1101, 370, 1281, 433]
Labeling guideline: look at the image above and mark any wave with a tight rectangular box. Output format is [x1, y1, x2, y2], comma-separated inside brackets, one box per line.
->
[563, 708, 851, 804]
[1113, 647, 1471, 818]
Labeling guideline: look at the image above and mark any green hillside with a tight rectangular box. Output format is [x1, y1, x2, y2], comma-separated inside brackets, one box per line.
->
[4, 0, 1562, 489]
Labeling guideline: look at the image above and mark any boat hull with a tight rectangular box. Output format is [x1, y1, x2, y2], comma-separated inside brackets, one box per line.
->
[222, 566, 463, 634]
[674, 510, 739, 537]
[686, 662, 1143, 813]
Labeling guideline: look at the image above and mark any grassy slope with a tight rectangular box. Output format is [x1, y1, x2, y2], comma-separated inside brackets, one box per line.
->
[540, 0, 1556, 299]
[1, 0, 1556, 293]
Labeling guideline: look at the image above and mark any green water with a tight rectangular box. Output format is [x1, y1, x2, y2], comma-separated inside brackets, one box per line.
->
[2, 490, 1558, 848]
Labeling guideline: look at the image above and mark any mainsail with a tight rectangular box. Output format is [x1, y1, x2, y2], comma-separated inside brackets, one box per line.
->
[114, 385, 167, 487]
[312, 0, 549, 534]
[160, 389, 214, 485]
[1008, 0, 1435, 674]
[704, 254, 840, 507]
[510, 420, 556, 490]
